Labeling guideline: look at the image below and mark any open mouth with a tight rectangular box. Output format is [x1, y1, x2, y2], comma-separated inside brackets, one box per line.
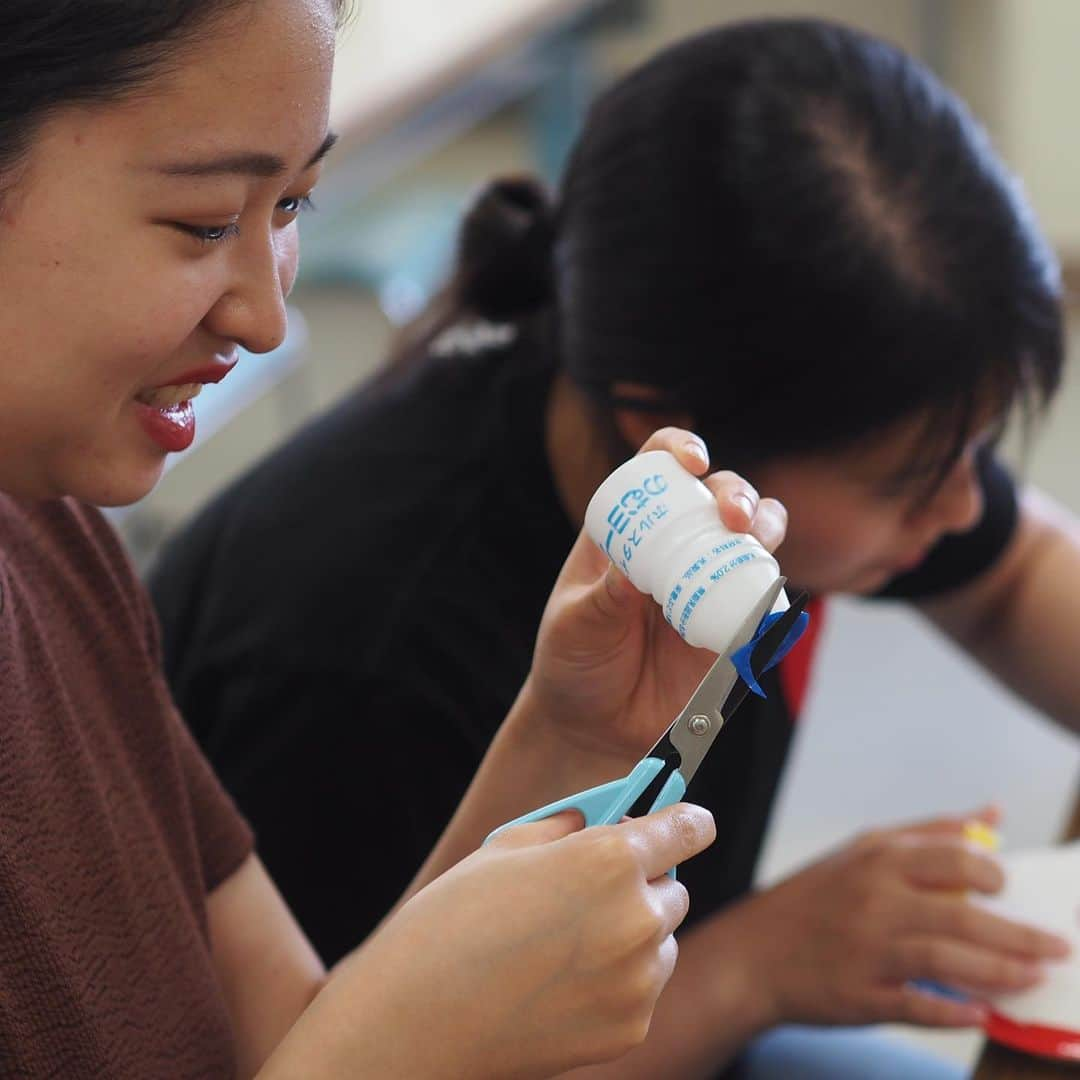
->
[135, 383, 205, 409]
[133, 358, 236, 454]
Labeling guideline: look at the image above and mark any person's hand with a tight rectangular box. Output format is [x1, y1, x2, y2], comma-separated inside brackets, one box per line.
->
[726, 806, 1071, 1030]
[312, 803, 715, 1080]
[529, 427, 788, 758]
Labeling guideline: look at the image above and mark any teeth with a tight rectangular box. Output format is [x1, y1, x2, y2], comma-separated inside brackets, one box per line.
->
[137, 383, 203, 408]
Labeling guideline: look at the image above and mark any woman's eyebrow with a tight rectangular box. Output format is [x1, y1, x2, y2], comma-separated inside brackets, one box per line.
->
[149, 131, 338, 179]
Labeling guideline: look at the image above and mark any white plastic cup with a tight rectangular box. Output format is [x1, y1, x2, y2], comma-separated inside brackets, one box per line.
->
[584, 450, 786, 653]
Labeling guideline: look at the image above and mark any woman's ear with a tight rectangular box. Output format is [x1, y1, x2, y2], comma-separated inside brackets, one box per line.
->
[610, 382, 695, 451]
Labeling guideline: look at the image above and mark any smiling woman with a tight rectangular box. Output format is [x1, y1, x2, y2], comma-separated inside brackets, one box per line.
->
[0, 3, 753, 1078]
[0, 0, 342, 504]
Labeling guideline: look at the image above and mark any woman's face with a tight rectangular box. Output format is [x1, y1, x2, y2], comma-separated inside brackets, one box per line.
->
[0, 0, 336, 505]
[750, 414, 992, 596]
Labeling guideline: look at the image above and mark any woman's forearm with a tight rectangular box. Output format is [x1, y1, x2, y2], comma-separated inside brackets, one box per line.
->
[255, 943, 469, 1080]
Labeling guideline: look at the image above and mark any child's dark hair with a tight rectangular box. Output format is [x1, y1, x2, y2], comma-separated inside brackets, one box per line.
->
[418, 18, 1063, 483]
[0, 1, 351, 197]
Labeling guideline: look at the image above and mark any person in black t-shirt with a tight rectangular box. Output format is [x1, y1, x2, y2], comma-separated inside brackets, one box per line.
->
[152, 20, 1080, 1079]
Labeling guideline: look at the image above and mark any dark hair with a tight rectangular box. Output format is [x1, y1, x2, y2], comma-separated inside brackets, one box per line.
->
[390, 175, 557, 362]
[421, 18, 1063, 481]
[0, 0, 351, 195]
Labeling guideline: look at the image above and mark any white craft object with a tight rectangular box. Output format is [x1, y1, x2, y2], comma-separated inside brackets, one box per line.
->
[584, 451, 785, 654]
[979, 840, 1080, 1033]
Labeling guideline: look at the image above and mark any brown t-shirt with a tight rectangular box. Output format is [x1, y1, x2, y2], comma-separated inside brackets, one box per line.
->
[0, 496, 254, 1078]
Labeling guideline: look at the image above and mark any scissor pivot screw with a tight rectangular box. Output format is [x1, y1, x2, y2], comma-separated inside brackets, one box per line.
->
[689, 715, 712, 736]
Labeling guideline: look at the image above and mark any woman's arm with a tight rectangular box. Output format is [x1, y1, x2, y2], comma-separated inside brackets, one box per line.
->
[207, 856, 327, 1079]
[389, 429, 786, 911]
[209, 427, 767, 1077]
[205, 689, 651, 1076]
[919, 487, 1080, 730]
[212, 806, 715, 1079]
[560, 808, 1066, 1080]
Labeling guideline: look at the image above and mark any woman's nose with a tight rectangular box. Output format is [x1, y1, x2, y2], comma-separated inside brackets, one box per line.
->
[204, 231, 292, 355]
[927, 459, 984, 536]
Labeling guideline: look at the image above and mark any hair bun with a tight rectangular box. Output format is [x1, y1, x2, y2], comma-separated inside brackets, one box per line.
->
[457, 175, 555, 320]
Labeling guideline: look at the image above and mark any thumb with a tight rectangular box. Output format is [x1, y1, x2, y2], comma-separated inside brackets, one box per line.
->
[488, 810, 585, 850]
[586, 563, 648, 625]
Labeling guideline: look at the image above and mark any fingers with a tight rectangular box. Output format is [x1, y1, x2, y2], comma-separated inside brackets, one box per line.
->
[608, 425, 790, 555]
[552, 529, 650, 628]
[561, 559, 646, 634]
[489, 810, 586, 850]
[620, 803, 717, 881]
[888, 936, 1047, 996]
[969, 804, 1003, 829]
[554, 523, 625, 592]
[656, 934, 680, 992]
[895, 836, 1005, 893]
[862, 805, 1001, 844]
[632, 426, 790, 545]
[647, 874, 691, 940]
[751, 498, 788, 554]
[700, 470, 757, 528]
[867, 985, 988, 1029]
[700, 470, 788, 552]
[923, 896, 1072, 962]
[635, 427, 710, 475]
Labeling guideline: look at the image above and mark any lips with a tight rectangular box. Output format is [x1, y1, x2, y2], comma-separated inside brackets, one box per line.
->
[135, 399, 196, 453]
[134, 355, 237, 454]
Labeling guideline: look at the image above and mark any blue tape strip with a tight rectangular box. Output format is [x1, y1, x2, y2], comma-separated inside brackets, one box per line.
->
[912, 979, 970, 1003]
[730, 607, 811, 698]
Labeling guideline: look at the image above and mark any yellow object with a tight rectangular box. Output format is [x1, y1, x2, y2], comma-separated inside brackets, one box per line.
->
[963, 820, 1000, 852]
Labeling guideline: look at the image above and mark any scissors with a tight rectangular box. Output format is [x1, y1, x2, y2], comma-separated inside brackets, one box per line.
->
[487, 578, 810, 873]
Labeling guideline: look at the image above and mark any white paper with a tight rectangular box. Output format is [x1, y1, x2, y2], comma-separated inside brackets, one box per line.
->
[976, 841, 1080, 1030]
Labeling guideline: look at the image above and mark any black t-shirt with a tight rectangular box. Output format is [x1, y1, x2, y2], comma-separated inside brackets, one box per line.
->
[150, 321, 1019, 965]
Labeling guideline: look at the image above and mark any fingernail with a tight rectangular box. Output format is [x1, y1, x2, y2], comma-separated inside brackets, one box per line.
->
[1049, 935, 1072, 959]
[961, 1005, 989, 1027]
[683, 439, 709, 468]
[732, 493, 755, 519]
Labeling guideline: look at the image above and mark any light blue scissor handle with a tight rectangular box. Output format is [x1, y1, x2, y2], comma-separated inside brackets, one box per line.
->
[485, 757, 688, 878]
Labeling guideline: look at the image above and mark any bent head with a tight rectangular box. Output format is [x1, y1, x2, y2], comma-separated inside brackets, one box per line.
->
[746, 410, 996, 594]
[559, 20, 1062, 594]
[438, 20, 1062, 595]
[0, 0, 343, 506]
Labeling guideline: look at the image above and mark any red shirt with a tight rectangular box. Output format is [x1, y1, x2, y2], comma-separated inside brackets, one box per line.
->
[779, 596, 827, 717]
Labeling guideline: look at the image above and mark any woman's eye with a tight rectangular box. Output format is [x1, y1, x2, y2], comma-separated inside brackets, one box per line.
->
[177, 222, 241, 245]
[171, 195, 313, 245]
[277, 194, 316, 217]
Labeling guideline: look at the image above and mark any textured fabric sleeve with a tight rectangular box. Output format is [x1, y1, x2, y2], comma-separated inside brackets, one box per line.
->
[874, 451, 1019, 601]
[168, 701, 256, 894]
[88, 506, 256, 894]
[145, 589, 255, 894]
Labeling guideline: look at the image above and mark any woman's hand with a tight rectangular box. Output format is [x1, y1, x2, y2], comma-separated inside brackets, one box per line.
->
[530, 427, 788, 758]
[264, 803, 716, 1080]
[725, 807, 1071, 1030]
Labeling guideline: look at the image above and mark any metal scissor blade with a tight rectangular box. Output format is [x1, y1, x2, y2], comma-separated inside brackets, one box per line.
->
[626, 578, 789, 823]
[660, 578, 792, 785]
[676, 576, 788, 721]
